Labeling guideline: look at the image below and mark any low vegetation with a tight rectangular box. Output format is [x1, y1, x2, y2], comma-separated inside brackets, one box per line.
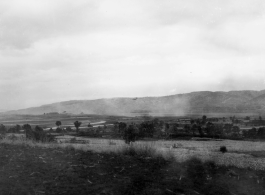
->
[2, 114, 265, 194]
[1, 135, 265, 194]
[220, 146, 228, 153]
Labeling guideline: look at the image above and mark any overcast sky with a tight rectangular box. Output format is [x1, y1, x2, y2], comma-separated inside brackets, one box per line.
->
[1, 0, 265, 110]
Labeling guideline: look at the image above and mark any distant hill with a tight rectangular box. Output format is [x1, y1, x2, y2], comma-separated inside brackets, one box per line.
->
[5, 90, 265, 116]
[0, 109, 9, 113]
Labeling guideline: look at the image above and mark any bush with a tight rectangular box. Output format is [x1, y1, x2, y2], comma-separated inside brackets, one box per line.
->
[220, 146, 227, 153]
[32, 131, 54, 142]
[65, 145, 76, 151]
[121, 144, 157, 158]
[66, 127, 72, 132]
[108, 140, 116, 145]
[7, 134, 18, 141]
[25, 126, 54, 143]
[56, 127, 63, 133]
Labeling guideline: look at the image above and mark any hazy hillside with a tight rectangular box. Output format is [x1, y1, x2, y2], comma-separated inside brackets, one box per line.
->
[0, 109, 9, 113]
[5, 90, 265, 116]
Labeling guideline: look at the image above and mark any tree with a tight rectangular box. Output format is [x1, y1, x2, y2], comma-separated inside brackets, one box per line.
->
[152, 118, 160, 127]
[35, 125, 44, 132]
[118, 122, 127, 134]
[55, 121, 62, 133]
[198, 125, 204, 137]
[184, 124, 191, 134]
[56, 121, 62, 128]
[8, 125, 21, 133]
[215, 124, 224, 138]
[191, 123, 197, 136]
[124, 123, 137, 144]
[164, 123, 170, 136]
[248, 127, 257, 138]
[231, 116, 236, 123]
[103, 124, 107, 132]
[257, 127, 265, 138]
[206, 122, 215, 137]
[232, 126, 240, 137]
[15, 125, 21, 132]
[139, 121, 155, 138]
[56, 127, 63, 133]
[259, 116, 263, 121]
[0, 124, 6, 135]
[66, 127, 72, 132]
[167, 123, 179, 135]
[23, 124, 33, 139]
[32, 126, 44, 141]
[223, 124, 233, 136]
[74, 121, 82, 133]
[202, 115, 207, 124]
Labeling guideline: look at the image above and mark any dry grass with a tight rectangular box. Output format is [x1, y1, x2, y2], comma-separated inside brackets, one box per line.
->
[2, 135, 265, 170]
[0, 136, 173, 160]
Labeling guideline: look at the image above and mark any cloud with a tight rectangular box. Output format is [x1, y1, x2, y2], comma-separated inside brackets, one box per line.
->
[0, 0, 265, 110]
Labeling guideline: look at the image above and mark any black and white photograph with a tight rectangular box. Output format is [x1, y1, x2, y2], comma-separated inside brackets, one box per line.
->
[1, 0, 265, 194]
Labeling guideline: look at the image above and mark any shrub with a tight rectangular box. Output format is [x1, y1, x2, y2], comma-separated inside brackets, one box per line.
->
[66, 127, 72, 132]
[0, 124, 6, 135]
[121, 144, 157, 158]
[65, 145, 76, 151]
[24, 125, 54, 143]
[121, 145, 138, 156]
[70, 137, 77, 143]
[7, 134, 18, 141]
[220, 146, 227, 153]
[56, 127, 63, 133]
[108, 140, 116, 145]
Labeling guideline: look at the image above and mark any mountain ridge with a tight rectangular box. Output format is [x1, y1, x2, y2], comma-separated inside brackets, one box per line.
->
[4, 90, 265, 116]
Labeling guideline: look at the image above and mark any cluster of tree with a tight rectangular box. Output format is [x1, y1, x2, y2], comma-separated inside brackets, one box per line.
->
[23, 124, 54, 142]
[246, 119, 265, 126]
[163, 115, 242, 139]
[47, 120, 82, 133]
[7, 125, 22, 133]
[117, 118, 165, 143]
[242, 127, 265, 139]
[0, 124, 6, 135]
[0, 124, 23, 134]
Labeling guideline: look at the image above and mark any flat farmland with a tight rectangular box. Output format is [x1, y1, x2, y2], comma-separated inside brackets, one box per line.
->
[0, 114, 124, 128]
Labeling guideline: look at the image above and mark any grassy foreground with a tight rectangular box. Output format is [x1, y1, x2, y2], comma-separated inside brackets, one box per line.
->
[1, 138, 265, 194]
